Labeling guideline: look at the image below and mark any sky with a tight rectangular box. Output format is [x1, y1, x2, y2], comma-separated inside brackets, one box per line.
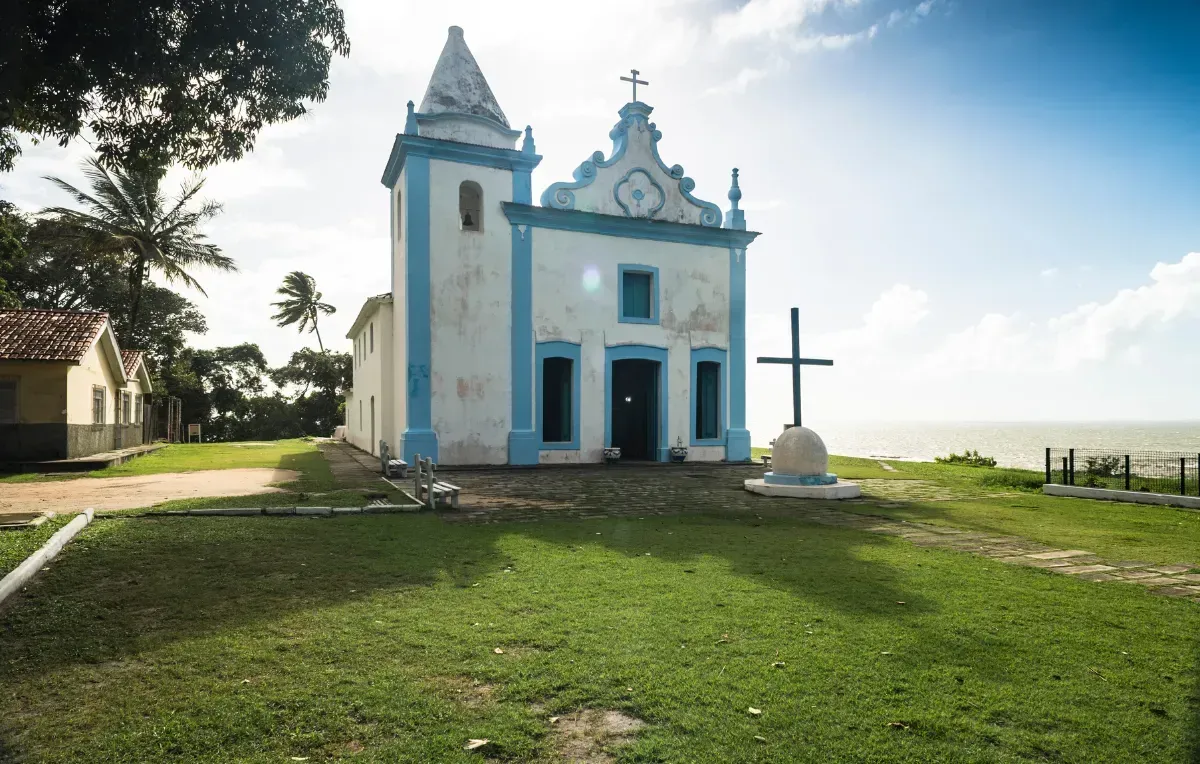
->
[3, 0, 1200, 439]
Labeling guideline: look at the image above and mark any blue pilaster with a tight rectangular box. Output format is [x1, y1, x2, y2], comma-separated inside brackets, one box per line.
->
[508, 127, 539, 464]
[725, 168, 751, 461]
[401, 154, 437, 463]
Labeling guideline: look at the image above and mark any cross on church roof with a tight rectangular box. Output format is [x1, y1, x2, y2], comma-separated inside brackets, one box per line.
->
[620, 69, 648, 102]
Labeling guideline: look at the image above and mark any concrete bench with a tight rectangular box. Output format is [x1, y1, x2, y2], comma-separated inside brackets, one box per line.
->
[378, 440, 408, 479]
[412, 454, 460, 509]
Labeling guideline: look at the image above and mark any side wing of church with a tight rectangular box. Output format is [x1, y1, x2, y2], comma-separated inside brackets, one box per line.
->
[344, 26, 759, 466]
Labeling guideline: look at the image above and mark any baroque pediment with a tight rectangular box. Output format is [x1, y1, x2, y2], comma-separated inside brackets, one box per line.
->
[539, 103, 722, 227]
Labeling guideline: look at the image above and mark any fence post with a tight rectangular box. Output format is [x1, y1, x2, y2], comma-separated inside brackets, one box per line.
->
[1196, 454, 1199, 496]
[1124, 455, 1131, 491]
[1045, 448, 1051, 484]
[1061, 457, 1068, 486]
[1068, 448, 1075, 486]
[1181, 458, 1187, 497]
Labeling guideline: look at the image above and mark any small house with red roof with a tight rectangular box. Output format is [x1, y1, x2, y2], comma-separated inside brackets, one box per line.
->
[0, 309, 153, 461]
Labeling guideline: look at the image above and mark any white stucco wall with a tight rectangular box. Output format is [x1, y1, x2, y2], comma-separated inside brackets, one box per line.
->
[346, 302, 390, 456]
[427, 158, 514, 465]
[66, 340, 123, 425]
[0, 360, 68, 423]
[531, 228, 731, 463]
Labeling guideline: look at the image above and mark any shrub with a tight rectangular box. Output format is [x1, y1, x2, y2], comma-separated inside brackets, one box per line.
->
[1083, 455, 1122, 479]
[980, 470, 1045, 491]
[935, 449, 998, 468]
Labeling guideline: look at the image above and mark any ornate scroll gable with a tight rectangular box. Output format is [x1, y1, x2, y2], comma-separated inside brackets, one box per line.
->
[539, 102, 723, 227]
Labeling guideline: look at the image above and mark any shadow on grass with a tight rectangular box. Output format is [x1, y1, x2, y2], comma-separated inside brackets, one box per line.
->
[0, 507, 923, 686]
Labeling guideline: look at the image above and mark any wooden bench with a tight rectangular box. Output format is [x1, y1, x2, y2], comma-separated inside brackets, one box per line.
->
[412, 453, 461, 509]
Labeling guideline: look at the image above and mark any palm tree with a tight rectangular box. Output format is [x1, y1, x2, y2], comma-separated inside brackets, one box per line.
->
[43, 158, 236, 332]
[271, 271, 336, 351]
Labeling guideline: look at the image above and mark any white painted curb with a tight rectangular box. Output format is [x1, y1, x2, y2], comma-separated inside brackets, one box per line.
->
[1043, 484, 1200, 510]
[0, 508, 94, 607]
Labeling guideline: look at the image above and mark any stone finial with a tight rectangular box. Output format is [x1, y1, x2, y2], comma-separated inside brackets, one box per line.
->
[404, 100, 418, 135]
[522, 125, 536, 154]
[728, 168, 742, 209]
[449, 25, 464, 38]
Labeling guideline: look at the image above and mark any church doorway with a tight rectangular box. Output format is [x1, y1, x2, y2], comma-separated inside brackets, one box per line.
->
[610, 359, 659, 460]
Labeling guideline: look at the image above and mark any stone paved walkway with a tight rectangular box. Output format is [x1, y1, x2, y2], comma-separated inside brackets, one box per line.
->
[317, 441, 386, 489]
[429, 462, 1200, 604]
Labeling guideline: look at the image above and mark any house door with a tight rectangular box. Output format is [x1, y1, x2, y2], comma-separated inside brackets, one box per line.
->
[610, 359, 659, 460]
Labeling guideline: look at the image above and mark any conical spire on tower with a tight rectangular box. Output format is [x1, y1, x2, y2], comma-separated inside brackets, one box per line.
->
[419, 26, 510, 128]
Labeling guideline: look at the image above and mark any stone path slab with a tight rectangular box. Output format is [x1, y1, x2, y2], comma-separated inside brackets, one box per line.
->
[424, 462, 1200, 605]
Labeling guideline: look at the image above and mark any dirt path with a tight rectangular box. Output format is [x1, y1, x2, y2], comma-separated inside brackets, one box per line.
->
[0, 469, 299, 514]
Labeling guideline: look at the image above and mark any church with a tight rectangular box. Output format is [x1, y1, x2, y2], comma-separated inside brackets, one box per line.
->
[343, 26, 759, 466]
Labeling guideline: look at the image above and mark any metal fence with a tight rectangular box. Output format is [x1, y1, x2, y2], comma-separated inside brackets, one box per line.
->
[1046, 448, 1200, 497]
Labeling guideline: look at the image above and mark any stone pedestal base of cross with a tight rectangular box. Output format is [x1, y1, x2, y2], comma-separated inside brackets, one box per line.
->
[756, 307, 832, 428]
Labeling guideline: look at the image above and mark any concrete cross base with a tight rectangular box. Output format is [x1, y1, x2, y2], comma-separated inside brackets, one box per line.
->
[744, 478, 861, 500]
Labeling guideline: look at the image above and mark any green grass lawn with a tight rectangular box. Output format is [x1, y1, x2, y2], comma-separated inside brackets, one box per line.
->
[0, 516, 71, 577]
[1, 511, 1197, 763]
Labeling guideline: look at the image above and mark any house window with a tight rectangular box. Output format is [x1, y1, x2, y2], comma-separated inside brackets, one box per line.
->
[0, 379, 16, 424]
[134, 394, 143, 424]
[369, 322, 374, 353]
[542, 358, 573, 443]
[536, 341, 581, 449]
[92, 386, 106, 424]
[459, 181, 482, 231]
[359, 399, 363, 429]
[122, 391, 132, 426]
[618, 264, 659, 324]
[695, 362, 720, 440]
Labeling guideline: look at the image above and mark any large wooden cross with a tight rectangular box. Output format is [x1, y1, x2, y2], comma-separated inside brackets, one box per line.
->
[620, 69, 648, 101]
[756, 307, 833, 428]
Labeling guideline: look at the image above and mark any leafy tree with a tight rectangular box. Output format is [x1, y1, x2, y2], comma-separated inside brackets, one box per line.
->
[271, 270, 336, 351]
[1, 0, 350, 173]
[43, 158, 236, 332]
[0, 202, 28, 307]
[5, 208, 207, 377]
[271, 348, 351, 436]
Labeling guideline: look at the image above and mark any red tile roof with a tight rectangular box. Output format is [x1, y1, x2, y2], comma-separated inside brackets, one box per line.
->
[0, 309, 109, 362]
[120, 349, 145, 377]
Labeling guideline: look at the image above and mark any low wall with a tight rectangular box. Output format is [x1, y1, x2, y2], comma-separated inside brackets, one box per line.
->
[0, 424, 67, 460]
[66, 424, 144, 458]
[1043, 484, 1200, 510]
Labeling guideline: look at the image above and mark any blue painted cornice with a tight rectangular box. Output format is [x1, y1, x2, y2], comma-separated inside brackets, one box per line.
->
[539, 102, 724, 227]
[501, 202, 760, 249]
[381, 133, 542, 188]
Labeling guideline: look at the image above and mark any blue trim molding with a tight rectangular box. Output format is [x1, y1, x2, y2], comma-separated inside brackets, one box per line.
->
[540, 102, 723, 227]
[604, 343, 670, 462]
[535, 341, 582, 450]
[508, 148, 539, 464]
[690, 347, 727, 447]
[613, 167, 665, 219]
[501, 203, 759, 249]
[764, 472, 839, 486]
[399, 154, 437, 463]
[381, 134, 541, 189]
[617, 264, 660, 325]
[726, 246, 750, 462]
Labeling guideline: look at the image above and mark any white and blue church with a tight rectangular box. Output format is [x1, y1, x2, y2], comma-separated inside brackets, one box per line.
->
[343, 26, 759, 466]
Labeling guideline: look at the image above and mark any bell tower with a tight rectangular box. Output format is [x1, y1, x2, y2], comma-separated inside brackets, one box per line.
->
[380, 26, 541, 465]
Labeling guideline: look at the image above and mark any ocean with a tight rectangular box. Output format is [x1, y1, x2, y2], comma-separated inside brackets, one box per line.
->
[802, 421, 1200, 471]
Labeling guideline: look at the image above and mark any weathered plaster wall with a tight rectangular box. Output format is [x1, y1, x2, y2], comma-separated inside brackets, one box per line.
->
[418, 116, 515, 149]
[428, 158, 513, 465]
[532, 229, 730, 463]
[347, 303, 389, 456]
[66, 342, 122, 426]
[0, 360, 68, 423]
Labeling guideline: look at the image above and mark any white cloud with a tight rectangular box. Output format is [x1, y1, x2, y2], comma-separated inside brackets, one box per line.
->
[1041, 267, 1059, 277]
[705, 66, 773, 96]
[817, 283, 930, 352]
[792, 24, 879, 52]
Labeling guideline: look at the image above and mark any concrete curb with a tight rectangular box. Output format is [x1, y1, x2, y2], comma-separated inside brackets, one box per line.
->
[0, 509, 94, 608]
[1043, 484, 1200, 511]
[95, 504, 422, 520]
